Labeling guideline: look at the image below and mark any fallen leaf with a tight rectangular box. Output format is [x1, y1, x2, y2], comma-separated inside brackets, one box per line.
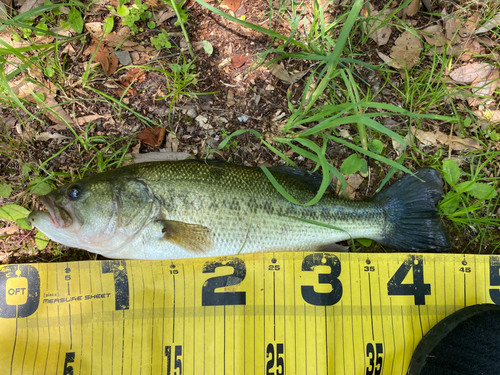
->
[105, 27, 139, 48]
[362, 4, 392, 46]
[85, 24, 138, 48]
[234, 3, 246, 17]
[473, 109, 500, 122]
[19, 0, 43, 13]
[115, 67, 147, 96]
[460, 38, 484, 61]
[137, 126, 166, 147]
[144, 0, 162, 9]
[156, 10, 176, 25]
[218, 57, 231, 69]
[0, 225, 19, 236]
[345, 173, 364, 199]
[414, 128, 481, 151]
[420, 25, 446, 46]
[221, 0, 241, 12]
[75, 114, 112, 126]
[268, 63, 292, 83]
[132, 152, 191, 163]
[86, 39, 118, 76]
[421, 0, 432, 12]
[35, 132, 71, 141]
[231, 55, 248, 68]
[443, 12, 464, 42]
[459, 12, 480, 37]
[449, 63, 494, 83]
[467, 68, 499, 106]
[406, 0, 420, 17]
[10, 80, 75, 126]
[475, 12, 500, 34]
[165, 132, 179, 153]
[226, 89, 236, 106]
[380, 31, 422, 72]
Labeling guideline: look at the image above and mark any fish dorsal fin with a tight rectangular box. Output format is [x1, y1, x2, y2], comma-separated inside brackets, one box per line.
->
[157, 220, 213, 253]
[267, 166, 331, 193]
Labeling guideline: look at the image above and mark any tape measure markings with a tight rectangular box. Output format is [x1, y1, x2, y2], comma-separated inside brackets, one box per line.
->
[2, 253, 500, 374]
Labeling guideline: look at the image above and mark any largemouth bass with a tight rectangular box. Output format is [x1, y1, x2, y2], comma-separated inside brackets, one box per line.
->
[28, 160, 451, 259]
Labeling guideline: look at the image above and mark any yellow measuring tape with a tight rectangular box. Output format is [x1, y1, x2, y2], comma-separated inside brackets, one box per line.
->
[1, 252, 500, 375]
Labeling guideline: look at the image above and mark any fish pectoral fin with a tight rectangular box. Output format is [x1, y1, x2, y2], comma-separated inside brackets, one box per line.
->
[157, 220, 213, 253]
[315, 243, 349, 252]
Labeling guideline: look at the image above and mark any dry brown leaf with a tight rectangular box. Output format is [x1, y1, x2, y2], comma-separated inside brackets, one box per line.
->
[156, 10, 176, 25]
[234, 2, 246, 17]
[362, 4, 392, 46]
[35, 132, 71, 141]
[443, 12, 464, 42]
[87, 39, 118, 76]
[220, 0, 241, 12]
[406, 0, 420, 17]
[0, 0, 9, 19]
[459, 12, 480, 37]
[11, 80, 75, 126]
[84, 24, 138, 48]
[231, 55, 248, 68]
[473, 109, 500, 122]
[449, 62, 494, 83]
[477, 37, 497, 48]
[137, 126, 166, 147]
[0, 225, 19, 236]
[468, 68, 499, 106]
[75, 114, 112, 126]
[460, 38, 484, 61]
[475, 12, 500, 34]
[105, 27, 139, 48]
[132, 152, 191, 163]
[387, 31, 422, 70]
[414, 128, 481, 151]
[43, 95, 75, 126]
[144, 0, 162, 9]
[19, 0, 43, 13]
[420, 24, 446, 46]
[421, 0, 432, 12]
[115, 68, 147, 97]
[268, 63, 292, 83]
[345, 173, 364, 199]
[85, 22, 104, 38]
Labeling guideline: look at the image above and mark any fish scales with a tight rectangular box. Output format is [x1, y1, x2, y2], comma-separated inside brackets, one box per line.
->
[28, 160, 451, 259]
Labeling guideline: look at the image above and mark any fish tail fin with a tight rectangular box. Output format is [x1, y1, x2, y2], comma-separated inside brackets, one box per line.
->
[372, 168, 451, 251]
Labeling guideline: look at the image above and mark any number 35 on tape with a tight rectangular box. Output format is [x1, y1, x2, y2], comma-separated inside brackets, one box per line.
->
[1, 252, 499, 375]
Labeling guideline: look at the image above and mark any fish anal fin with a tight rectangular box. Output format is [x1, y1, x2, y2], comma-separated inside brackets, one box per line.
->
[315, 243, 349, 252]
[158, 220, 213, 253]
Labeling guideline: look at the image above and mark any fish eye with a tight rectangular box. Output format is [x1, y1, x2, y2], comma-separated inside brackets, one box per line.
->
[68, 185, 82, 200]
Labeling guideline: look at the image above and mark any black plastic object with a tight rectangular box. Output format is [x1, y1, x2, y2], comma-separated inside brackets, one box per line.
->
[407, 303, 500, 375]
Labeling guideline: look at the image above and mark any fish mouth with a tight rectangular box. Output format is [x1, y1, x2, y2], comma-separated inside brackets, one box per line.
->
[40, 195, 74, 228]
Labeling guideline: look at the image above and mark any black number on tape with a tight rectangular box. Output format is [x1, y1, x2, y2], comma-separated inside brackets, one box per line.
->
[489, 256, 500, 305]
[101, 260, 129, 310]
[63, 352, 75, 375]
[165, 345, 182, 375]
[365, 343, 383, 375]
[301, 253, 342, 306]
[0, 264, 40, 319]
[202, 258, 246, 306]
[387, 255, 430, 305]
[266, 343, 284, 375]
